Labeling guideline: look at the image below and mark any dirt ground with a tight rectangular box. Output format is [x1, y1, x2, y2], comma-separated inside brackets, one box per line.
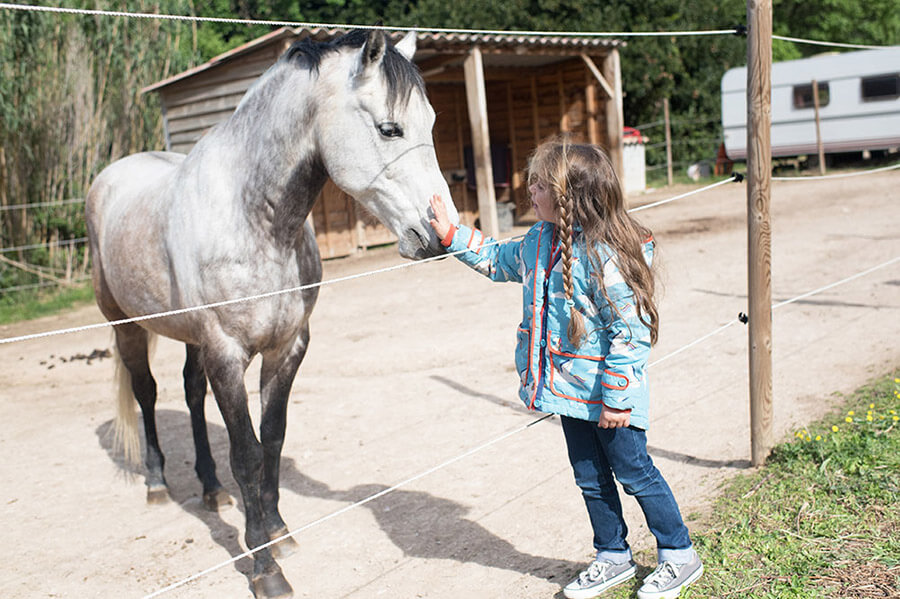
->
[1, 170, 899, 599]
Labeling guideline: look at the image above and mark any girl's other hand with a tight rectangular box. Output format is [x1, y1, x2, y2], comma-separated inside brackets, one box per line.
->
[598, 404, 631, 429]
[429, 194, 452, 240]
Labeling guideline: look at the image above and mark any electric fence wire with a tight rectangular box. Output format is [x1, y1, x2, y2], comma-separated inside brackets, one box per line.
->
[142, 250, 900, 598]
[0, 175, 745, 346]
[2, 2, 896, 49]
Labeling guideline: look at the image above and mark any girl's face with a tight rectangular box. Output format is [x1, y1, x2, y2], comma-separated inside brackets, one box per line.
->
[528, 179, 557, 224]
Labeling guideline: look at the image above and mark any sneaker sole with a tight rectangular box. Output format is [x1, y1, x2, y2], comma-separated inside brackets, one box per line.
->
[636, 563, 704, 599]
[563, 566, 637, 599]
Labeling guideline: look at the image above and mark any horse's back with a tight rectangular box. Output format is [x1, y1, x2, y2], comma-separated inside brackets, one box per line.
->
[86, 151, 184, 220]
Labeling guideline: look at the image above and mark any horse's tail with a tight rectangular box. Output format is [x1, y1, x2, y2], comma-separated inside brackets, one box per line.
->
[112, 331, 158, 466]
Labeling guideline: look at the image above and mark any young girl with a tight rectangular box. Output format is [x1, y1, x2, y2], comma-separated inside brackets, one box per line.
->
[429, 141, 702, 599]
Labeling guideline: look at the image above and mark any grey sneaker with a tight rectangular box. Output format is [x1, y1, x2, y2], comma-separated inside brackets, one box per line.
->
[563, 559, 637, 599]
[636, 553, 703, 599]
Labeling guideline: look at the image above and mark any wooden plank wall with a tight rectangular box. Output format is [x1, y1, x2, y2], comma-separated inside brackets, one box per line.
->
[160, 47, 285, 153]
[429, 57, 608, 223]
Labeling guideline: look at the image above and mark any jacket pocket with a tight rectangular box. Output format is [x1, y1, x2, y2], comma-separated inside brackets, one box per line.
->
[546, 332, 605, 404]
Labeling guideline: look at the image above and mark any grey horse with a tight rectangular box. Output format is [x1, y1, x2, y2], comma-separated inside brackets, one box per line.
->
[85, 29, 458, 598]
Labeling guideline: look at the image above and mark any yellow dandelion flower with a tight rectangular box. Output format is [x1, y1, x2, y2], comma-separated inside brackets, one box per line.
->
[805, 435, 812, 441]
[890, 410, 897, 415]
[893, 416, 899, 422]
[815, 435, 822, 441]
[848, 410, 855, 416]
[869, 403, 875, 409]
[845, 416, 853, 423]
[832, 425, 839, 432]
[866, 415, 873, 422]
[895, 378, 900, 383]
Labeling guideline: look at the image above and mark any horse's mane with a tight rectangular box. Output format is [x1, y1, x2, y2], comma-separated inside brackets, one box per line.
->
[282, 30, 425, 108]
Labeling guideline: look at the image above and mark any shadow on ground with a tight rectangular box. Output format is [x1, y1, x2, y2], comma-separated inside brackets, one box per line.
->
[96, 408, 581, 588]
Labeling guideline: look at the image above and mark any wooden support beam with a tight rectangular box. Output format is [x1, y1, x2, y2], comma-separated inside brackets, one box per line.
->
[602, 49, 625, 188]
[746, 0, 774, 467]
[463, 45, 499, 239]
[585, 70, 599, 145]
[580, 54, 615, 99]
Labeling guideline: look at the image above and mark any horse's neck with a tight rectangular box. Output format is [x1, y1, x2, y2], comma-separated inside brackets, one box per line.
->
[210, 66, 327, 249]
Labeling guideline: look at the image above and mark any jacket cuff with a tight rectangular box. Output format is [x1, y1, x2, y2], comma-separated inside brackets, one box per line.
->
[600, 369, 633, 409]
[601, 402, 632, 413]
[441, 224, 458, 247]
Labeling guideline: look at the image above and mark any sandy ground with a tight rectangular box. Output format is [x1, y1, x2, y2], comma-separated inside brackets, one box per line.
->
[1, 170, 899, 599]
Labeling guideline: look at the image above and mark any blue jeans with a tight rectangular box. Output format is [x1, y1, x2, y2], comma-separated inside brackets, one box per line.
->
[560, 416, 694, 564]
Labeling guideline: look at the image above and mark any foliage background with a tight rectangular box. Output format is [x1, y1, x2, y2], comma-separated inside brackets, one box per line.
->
[1, 0, 898, 294]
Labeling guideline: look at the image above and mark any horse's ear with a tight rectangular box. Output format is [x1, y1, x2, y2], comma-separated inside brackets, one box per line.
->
[395, 31, 417, 61]
[362, 29, 386, 69]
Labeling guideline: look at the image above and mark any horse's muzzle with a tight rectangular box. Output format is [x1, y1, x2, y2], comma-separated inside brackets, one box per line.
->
[400, 227, 443, 260]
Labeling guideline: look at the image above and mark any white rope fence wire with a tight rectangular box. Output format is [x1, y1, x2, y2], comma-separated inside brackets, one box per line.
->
[142, 250, 900, 598]
[0, 237, 88, 254]
[0, 176, 744, 346]
[0, 3, 741, 38]
[0, 198, 85, 212]
[3, 158, 899, 333]
[772, 161, 900, 181]
[630, 174, 740, 213]
[2, 2, 897, 50]
[771, 34, 897, 51]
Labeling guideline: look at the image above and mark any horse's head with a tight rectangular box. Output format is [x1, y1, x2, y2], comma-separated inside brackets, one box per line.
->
[307, 30, 460, 259]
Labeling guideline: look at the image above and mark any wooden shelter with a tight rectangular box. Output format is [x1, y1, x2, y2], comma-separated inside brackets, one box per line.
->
[143, 28, 625, 258]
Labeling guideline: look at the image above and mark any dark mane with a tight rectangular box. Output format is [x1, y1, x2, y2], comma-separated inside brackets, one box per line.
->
[281, 29, 425, 108]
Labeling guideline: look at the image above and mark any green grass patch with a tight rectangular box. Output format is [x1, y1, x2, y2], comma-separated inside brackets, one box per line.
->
[0, 281, 95, 325]
[602, 371, 900, 598]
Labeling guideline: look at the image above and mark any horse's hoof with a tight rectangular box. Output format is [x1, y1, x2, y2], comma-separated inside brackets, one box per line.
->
[147, 485, 170, 505]
[251, 571, 293, 599]
[203, 488, 234, 512]
[268, 530, 299, 560]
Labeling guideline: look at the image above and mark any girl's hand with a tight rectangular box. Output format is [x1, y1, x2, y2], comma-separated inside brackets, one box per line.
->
[429, 194, 452, 240]
[598, 404, 631, 429]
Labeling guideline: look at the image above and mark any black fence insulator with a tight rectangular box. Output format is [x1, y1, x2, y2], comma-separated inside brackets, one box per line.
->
[733, 172, 745, 183]
[738, 312, 749, 324]
[734, 24, 748, 36]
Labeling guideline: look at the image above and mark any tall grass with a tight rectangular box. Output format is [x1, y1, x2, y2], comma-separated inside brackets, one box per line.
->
[0, 281, 95, 325]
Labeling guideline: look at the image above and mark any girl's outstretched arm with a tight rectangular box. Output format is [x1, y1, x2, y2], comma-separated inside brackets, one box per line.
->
[429, 194, 524, 283]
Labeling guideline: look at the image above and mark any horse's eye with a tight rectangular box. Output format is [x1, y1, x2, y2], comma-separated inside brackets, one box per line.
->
[377, 122, 404, 138]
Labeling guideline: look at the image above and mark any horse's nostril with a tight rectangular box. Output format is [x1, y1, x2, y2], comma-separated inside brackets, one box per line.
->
[408, 227, 427, 249]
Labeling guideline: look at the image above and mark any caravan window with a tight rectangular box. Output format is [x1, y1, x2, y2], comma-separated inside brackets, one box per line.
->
[792, 82, 830, 109]
[861, 74, 900, 101]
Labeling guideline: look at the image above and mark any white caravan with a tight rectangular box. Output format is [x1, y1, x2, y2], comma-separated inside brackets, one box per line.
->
[721, 47, 900, 160]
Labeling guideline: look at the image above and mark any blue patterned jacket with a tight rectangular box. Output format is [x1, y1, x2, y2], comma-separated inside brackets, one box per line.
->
[444, 221, 654, 429]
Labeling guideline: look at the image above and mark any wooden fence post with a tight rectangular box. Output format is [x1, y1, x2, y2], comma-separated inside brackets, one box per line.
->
[747, 0, 774, 466]
[812, 79, 826, 175]
[663, 98, 673, 186]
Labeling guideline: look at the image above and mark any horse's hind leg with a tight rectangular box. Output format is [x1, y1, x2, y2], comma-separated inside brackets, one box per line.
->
[115, 324, 168, 504]
[184, 344, 233, 511]
[258, 328, 311, 559]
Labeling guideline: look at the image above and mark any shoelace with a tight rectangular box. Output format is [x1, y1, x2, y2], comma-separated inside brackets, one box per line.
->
[580, 560, 610, 584]
[644, 561, 679, 588]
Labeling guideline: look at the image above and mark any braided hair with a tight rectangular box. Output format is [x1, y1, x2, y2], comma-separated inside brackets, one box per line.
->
[527, 141, 659, 347]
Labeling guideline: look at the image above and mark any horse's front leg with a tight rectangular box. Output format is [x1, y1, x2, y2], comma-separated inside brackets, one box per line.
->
[204, 344, 292, 599]
[258, 329, 310, 559]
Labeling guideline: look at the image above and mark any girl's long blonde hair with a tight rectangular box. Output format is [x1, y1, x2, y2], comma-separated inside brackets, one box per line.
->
[527, 140, 659, 346]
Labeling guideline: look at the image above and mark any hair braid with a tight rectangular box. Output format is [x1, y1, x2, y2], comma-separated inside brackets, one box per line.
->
[554, 166, 586, 347]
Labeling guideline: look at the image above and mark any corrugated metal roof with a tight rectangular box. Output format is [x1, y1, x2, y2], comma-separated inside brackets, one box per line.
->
[143, 26, 622, 93]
